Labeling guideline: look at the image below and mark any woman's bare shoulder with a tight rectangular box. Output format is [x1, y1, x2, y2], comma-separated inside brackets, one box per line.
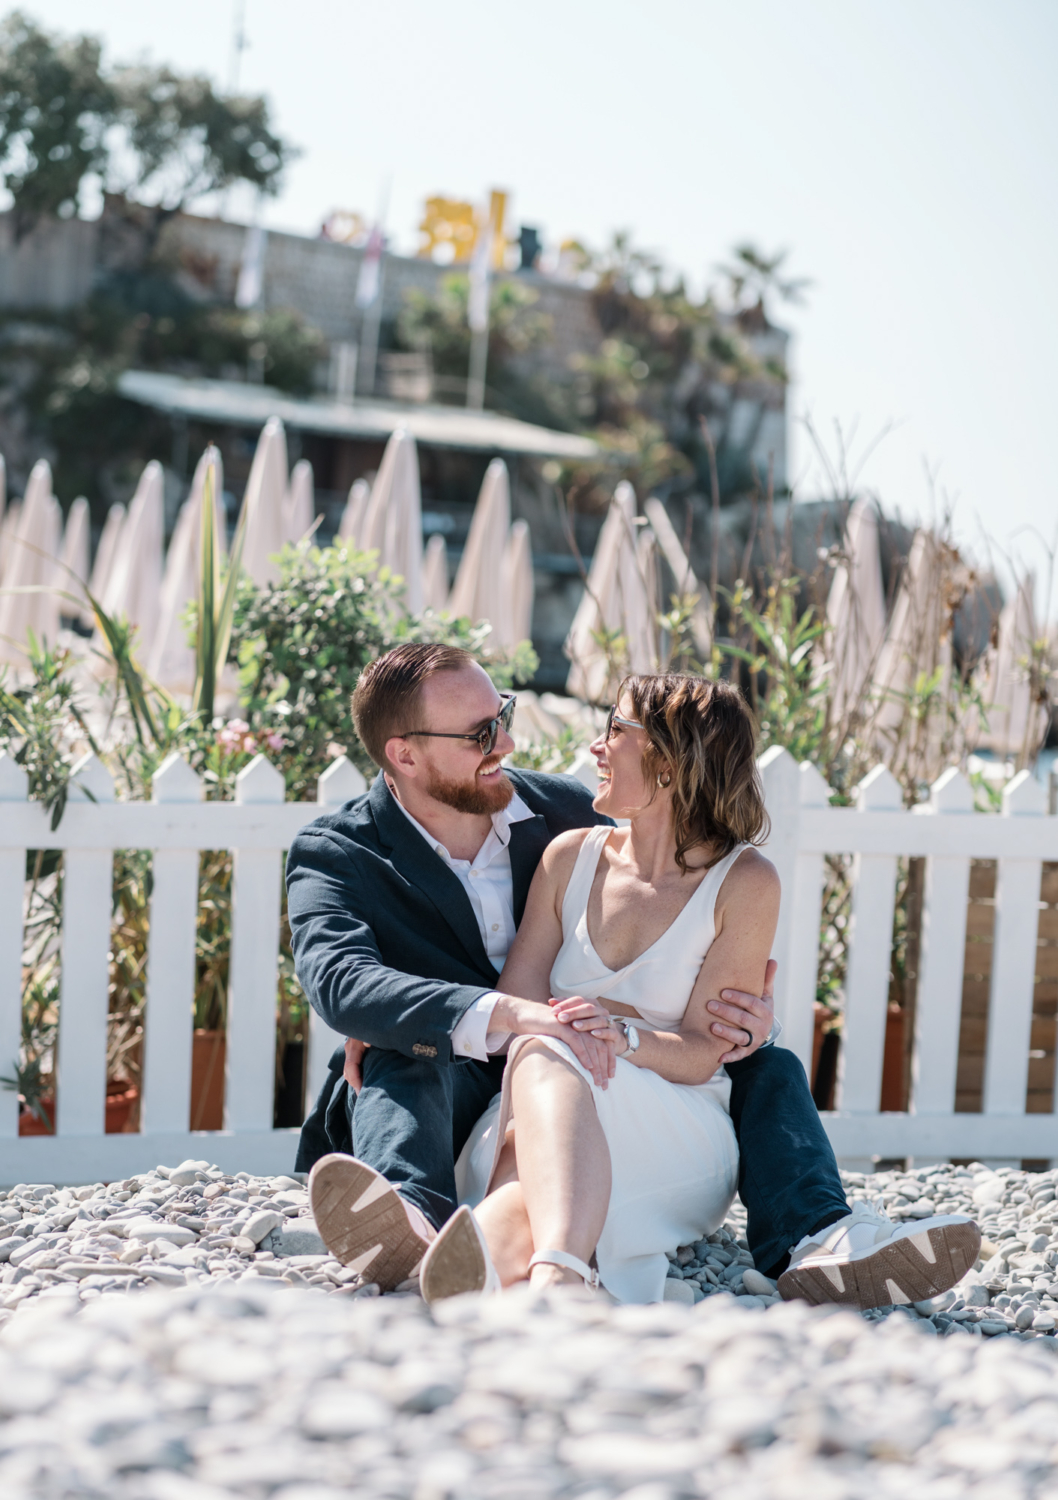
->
[539, 825, 595, 877]
[718, 847, 780, 908]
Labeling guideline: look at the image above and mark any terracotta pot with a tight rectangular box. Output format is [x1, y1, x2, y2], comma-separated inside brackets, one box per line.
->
[191, 1030, 226, 1131]
[18, 1095, 55, 1136]
[105, 1079, 139, 1134]
[17, 1080, 138, 1136]
[880, 1004, 906, 1111]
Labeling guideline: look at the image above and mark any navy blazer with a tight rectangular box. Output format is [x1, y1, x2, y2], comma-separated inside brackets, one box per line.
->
[286, 767, 611, 1065]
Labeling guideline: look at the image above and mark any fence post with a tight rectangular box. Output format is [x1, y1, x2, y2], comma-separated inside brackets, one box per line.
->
[226, 755, 285, 1133]
[757, 747, 801, 1038]
[141, 754, 203, 1136]
[304, 756, 368, 1109]
[837, 764, 902, 1152]
[780, 761, 829, 1072]
[0, 754, 28, 1140]
[983, 770, 1046, 1129]
[910, 768, 973, 1151]
[56, 753, 114, 1137]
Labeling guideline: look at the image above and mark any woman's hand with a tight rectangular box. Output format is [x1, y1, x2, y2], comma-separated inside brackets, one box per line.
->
[549, 996, 627, 1055]
[491, 994, 619, 1088]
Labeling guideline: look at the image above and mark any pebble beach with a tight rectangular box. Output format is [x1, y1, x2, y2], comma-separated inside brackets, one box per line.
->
[0, 1158, 1057, 1496]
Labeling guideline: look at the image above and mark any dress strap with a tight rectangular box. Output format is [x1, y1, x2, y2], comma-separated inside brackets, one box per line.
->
[560, 826, 610, 933]
[697, 841, 751, 936]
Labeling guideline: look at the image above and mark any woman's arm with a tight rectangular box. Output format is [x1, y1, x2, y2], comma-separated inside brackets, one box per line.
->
[554, 849, 780, 1086]
[489, 832, 620, 1088]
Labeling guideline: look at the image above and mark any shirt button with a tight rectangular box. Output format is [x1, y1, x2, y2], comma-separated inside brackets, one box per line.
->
[492, 924, 499, 932]
[470, 870, 479, 878]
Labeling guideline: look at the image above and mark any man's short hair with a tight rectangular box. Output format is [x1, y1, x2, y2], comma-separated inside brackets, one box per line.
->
[353, 643, 476, 769]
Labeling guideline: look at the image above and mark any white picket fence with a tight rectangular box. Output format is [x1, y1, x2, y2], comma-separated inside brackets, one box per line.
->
[0, 748, 365, 1185]
[0, 742, 1056, 1185]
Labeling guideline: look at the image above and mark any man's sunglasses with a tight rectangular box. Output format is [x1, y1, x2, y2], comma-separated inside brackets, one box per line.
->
[402, 693, 517, 758]
[604, 704, 642, 740]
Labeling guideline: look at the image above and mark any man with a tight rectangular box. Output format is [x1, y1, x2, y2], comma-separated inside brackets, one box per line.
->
[287, 643, 979, 1306]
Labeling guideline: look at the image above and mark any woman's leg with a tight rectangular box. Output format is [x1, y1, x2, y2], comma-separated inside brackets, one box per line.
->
[505, 1040, 611, 1290]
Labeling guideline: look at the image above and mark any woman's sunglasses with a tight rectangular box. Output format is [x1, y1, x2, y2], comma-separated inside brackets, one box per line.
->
[604, 704, 642, 740]
[402, 693, 517, 758]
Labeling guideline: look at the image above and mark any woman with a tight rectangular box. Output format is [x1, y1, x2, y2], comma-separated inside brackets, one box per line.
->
[419, 672, 780, 1304]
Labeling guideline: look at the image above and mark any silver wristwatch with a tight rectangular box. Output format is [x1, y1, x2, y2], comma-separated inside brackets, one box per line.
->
[612, 1016, 640, 1054]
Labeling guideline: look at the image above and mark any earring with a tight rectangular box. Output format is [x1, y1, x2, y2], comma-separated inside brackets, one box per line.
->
[657, 772, 672, 789]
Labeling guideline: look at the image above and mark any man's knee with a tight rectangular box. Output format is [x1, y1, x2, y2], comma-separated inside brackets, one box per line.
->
[729, 1044, 808, 1089]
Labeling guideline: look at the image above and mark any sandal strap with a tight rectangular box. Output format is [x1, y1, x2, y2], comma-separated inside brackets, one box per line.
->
[528, 1249, 600, 1289]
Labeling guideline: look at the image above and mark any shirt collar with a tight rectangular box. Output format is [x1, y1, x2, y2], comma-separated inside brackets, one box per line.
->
[386, 778, 533, 861]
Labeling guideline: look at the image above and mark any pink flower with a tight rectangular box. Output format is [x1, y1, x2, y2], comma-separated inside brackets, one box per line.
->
[265, 730, 285, 751]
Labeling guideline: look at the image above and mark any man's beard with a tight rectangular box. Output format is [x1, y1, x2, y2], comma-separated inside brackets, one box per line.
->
[424, 758, 514, 815]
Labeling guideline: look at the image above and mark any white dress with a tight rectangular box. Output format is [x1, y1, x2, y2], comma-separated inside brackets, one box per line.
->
[455, 826, 744, 1304]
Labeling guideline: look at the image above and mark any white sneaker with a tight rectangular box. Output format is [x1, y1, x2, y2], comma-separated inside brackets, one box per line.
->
[420, 1206, 501, 1304]
[777, 1200, 981, 1310]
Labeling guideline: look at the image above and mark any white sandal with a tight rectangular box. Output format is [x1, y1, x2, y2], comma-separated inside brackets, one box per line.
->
[528, 1249, 600, 1290]
[420, 1206, 501, 1304]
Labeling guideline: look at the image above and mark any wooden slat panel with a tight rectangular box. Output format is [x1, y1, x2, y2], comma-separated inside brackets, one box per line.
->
[969, 862, 997, 899]
[966, 906, 997, 939]
[1040, 864, 1058, 903]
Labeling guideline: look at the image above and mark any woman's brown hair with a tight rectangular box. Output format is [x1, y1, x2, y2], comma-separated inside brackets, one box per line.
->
[621, 673, 769, 872]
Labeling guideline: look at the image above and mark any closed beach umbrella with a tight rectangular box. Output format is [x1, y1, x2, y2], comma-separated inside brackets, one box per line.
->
[979, 575, 1045, 761]
[501, 518, 534, 649]
[104, 460, 165, 656]
[422, 534, 450, 613]
[338, 478, 371, 547]
[57, 496, 92, 626]
[360, 430, 423, 613]
[88, 502, 126, 606]
[148, 447, 225, 693]
[872, 529, 951, 760]
[825, 497, 888, 725]
[0, 459, 61, 664]
[239, 417, 289, 587]
[0, 502, 19, 590]
[284, 458, 315, 545]
[565, 481, 658, 701]
[448, 458, 511, 632]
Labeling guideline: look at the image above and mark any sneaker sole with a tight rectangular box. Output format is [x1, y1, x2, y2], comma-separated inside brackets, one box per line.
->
[777, 1219, 982, 1309]
[420, 1206, 488, 1304]
[307, 1154, 430, 1293]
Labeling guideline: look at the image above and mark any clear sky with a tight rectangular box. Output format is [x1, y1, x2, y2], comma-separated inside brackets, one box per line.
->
[11, 0, 1058, 605]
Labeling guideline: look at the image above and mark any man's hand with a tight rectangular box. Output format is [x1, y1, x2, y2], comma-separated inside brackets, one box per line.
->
[490, 994, 618, 1088]
[707, 958, 777, 1064]
[343, 1037, 370, 1091]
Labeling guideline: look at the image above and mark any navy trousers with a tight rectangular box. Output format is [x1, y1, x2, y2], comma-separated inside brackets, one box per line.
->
[297, 1042, 848, 1278]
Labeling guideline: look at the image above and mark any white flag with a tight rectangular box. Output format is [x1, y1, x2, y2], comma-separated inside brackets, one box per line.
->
[468, 215, 492, 333]
[235, 225, 267, 310]
[356, 224, 384, 309]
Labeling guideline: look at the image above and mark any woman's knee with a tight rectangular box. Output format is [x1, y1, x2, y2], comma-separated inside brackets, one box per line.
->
[510, 1039, 590, 1095]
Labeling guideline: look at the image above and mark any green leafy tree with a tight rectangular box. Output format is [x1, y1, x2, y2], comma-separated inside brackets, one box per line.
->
[0, 12, 289, 241]
[0, 12, 112, 238]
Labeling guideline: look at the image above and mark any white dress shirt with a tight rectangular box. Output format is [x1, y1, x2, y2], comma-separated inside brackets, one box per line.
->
[387, 782, 534, 1060]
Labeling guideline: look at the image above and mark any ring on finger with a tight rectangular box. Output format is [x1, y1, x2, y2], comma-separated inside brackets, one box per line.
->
[741, 1026, 753, 1048]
